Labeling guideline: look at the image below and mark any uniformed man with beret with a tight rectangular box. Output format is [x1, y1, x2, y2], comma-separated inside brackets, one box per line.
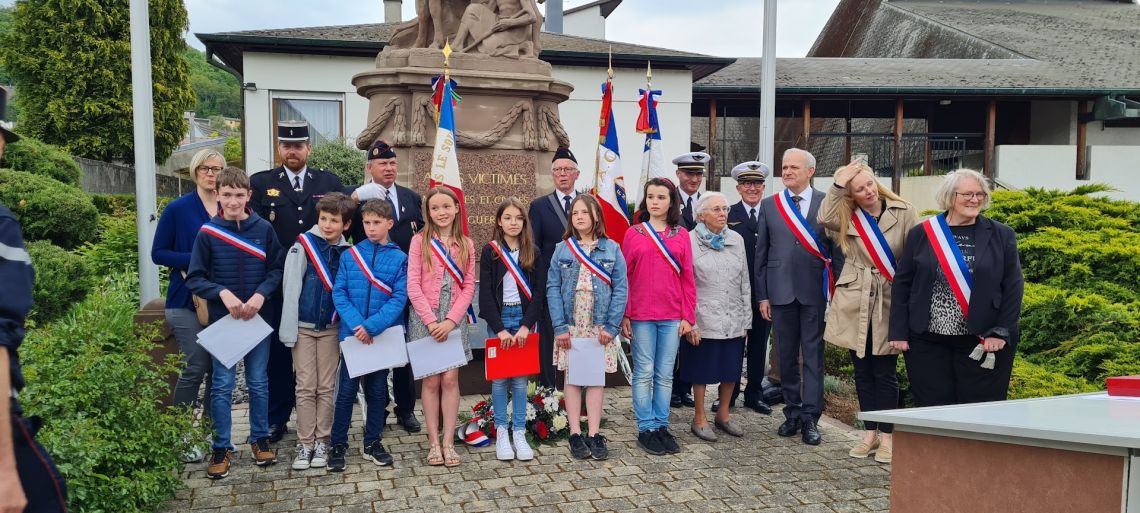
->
[719, 162, 774, 415]
[669, 151, 709, 408]
[249, 121, 345, 444]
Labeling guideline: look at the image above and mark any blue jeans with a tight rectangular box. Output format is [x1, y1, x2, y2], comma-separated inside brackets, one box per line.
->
[488, 304, 528, 430]
[630, 320, 680, 432]
[330, 359, 389, 446]
[210, 336, 271, 450]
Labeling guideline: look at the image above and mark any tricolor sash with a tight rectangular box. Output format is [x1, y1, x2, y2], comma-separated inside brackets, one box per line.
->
[430, 238, 477, 324]
[922, 213, 973, 317]
[489, 240, 532, 301]
[200, 224, 266, 261]
[773, 190, 835, 301]
[567, 237, 612, 286]
[640, 222, 681, 276]
[348, 246, 393, 296]
[297, 233, 335, 291]
[851, 208, 897, 282]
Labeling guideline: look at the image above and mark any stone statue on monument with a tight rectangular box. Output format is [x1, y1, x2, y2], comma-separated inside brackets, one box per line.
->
[389, 0, 545, 59]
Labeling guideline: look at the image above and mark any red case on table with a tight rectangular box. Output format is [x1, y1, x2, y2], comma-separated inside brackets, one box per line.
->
[1106, 375, 1140, 397]
[484, 333, 539, 380]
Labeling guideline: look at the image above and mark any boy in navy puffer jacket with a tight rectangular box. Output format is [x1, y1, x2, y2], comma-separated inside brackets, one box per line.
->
[279, 192, 355, 471]
[327, 200, 408, 471]
[186, 167, 285, 479]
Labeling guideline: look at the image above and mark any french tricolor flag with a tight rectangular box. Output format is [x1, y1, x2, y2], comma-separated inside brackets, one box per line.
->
[429, 74, 469, 235]
[594, 77, 630, 244]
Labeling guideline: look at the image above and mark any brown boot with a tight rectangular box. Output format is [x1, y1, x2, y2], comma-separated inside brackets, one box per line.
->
[206, 448, 233, 479]
[250, 438, 277, 467]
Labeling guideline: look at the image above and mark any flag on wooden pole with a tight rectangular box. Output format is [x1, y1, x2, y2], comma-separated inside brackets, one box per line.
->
[593, 57, 630, 244]
[428, 42, 470, 235]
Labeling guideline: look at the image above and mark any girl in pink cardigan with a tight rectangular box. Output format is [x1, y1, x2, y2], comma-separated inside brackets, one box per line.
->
[620, 177, 697, 457]
[407, 187, 476, 467]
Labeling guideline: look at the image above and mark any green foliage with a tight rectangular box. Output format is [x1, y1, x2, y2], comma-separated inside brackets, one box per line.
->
[0, 169, 99, 248]
[309, 139, 365, 185]
[91, 194, 137, 216]
[22, 272, 200, 513]
[183, 47, 239, 118]
[1008, 358, 1099, 400]
[0, 6, 12, 85]
[26, 240, 92, 323]
[81, 213, 139, 276]
[1054, 337, 1140, 383]
[223, 136, 242, 164]
[1018, 283, 1140, 356]
[823, 342, 854, 378]
[0, 135, 82, 185]
[0, 0, 194, 162]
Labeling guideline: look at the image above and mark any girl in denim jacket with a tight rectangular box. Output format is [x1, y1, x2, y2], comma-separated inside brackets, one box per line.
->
[546, 195, 629, 460]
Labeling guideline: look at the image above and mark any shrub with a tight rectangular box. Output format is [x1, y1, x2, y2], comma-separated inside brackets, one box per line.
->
[25, 240, 92, 323]
[91, 194, 137, 216]
[0, 136, 82, 186]
[1018, 283, 1140, 356]
[223, 136, 241, 164]
[1053, 337, 1140, 383]
[21, 272, 200, 513]
[1008, 358, 1099, 400]
[1017, 227, 1140, 286]
[308, 138, 365, 185]
[80, 213, 139, 277]
[0, 169, 99, 248]
[824, 342, 854, 378]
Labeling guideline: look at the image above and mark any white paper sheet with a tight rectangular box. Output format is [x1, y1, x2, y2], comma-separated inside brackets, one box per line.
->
[406, 330, 468, 379]
[341, 326, 408, 378]
[567, 337, 606, 386]
[196, 314, 273, 369]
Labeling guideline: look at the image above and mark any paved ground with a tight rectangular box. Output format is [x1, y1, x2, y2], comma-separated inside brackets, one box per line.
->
[163, 386, 891, 513]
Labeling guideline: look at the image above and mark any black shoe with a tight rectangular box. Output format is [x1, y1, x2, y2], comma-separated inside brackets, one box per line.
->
[711, 399, 737, 413]
[585, 434, 609, 460]
[568, 433, 591, 459]
[777, 418, 802, 437]
[801, 418, 822, 445]
[396, 413, 422, 433]
[743, 399, 773, 415]
[679, 393, 695, 407]
[657, 428, 681, 454]
[268, 423, 288, 443]
[363, 441, 394, 466]
[637, 430, 666, 456]
[670, 394, 682, 407]
[327, 443, 347, 472]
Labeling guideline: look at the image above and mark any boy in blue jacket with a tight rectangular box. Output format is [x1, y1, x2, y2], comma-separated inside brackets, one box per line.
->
[186, 167, 285, 479]
[328, 200, 408, 471]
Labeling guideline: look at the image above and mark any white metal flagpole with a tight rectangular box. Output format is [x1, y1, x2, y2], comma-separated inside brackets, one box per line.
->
[759, 0, 777, 189]
[129, 0, 161, 306]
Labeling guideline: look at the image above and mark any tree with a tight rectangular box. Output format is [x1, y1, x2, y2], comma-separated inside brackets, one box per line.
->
[0, 0, 194, 162]
[0, 6, 13, 85]
[184, 47, 240, 119]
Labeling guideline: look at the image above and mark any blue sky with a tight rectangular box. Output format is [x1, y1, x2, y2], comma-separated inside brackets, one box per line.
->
[0, 0, 842, 58]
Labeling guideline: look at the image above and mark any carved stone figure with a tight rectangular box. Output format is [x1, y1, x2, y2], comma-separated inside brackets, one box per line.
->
[388, 0, 544, 59]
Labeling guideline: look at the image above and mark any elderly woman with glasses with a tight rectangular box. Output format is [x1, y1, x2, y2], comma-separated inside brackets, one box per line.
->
[682, 192, 753, 442]
[150, 148, 225, 463]
[889, 169, 1024, 409]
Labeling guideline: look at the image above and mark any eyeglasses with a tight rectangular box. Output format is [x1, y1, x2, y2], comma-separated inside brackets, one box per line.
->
[703, 206, 730, 213]
[955, 192, 988, 200]
[552, 167, 578, 175]
[197, 166, 223, 175]
[738, 182, 765, 189]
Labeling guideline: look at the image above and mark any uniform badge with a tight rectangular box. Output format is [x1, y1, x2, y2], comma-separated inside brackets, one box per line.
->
[728, 221, 741, 227]
[267, 188, 281, 197]
[269, 211, 276, 222]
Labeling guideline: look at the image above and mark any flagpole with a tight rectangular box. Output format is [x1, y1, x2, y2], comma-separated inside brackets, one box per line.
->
[639, 61, 653, 196]
[594, 48, 613, 194]
[759, 0, 777, 181]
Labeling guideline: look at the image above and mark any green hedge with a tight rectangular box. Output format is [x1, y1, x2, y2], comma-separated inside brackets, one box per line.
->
[81, 213, 140, 277]
[308, 139, 364, 185]
[21, 272, 200, 513]
[0, 169, 99, 248]
[1008, 358, 1099, 400]
[0, 136, 82, 186]
[1018, 283, 1140, 356]
[26, 240, 92, 324]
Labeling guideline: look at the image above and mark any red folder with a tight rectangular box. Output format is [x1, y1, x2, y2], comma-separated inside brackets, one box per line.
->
[485, 334, 539, 380]
[1106, 375, 1140, 397]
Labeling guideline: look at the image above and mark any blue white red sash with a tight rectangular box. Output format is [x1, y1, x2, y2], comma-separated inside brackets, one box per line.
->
[773, 189, 835, 301]
[489, 240, 532, 301]
[348, 246, 393, 296]
[200, 224, 266, 261]
[298, 233, 335, 291]
[567, 237, 612, 286]
[640, 222, 681, 276]
[851, 208, 897, 282]
[922, 213, 973, 317]
[430, 238, 477, 324]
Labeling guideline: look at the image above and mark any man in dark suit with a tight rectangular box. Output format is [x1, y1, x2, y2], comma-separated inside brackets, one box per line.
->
[529, 146, 579, 388]
[754, 148, 837, 446]
[346, 140, 423, 433]
[719, 161, 773, 415]
[249, 121, 345, 444]
[669, 151, 709, 408]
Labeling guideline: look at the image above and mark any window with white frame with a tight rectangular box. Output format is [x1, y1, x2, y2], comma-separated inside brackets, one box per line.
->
[271, 94, 344, 150]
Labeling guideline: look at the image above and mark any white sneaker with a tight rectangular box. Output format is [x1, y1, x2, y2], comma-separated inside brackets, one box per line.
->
[292, 444, 312, 470]
[513, 429, 534, 461]
[495, 426, 514, 460]
[181, 444, 205, 464]
[309, 441, 328, 468]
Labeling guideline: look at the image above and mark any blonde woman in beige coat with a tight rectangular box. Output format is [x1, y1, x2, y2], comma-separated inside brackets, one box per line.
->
[818, 161, 917, 464]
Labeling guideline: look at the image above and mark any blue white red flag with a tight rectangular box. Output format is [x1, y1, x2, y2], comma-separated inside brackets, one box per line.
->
[922, 213, 973, 316]
[773, 190, 835, 303]
[636, 88, 666, 193]
[428, 74, 470, 235]
[594, 78, 630, 244]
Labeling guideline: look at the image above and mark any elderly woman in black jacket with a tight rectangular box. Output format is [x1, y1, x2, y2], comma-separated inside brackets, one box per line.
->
[888, 169, 1024, 407]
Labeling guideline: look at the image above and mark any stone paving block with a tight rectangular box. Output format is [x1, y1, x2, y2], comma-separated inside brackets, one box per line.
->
[461, 499, 497, 512]
[333, 502, 375, 513]
[316, 482, 357, 496]
[274, 486, 319, 501]
[191, 496, 235, 509]
[234, 491, 276, 506]
[257, 499, 301, 513]
[792, 504, 836, 513]
[341, 490, 382, 505]
[556, 501, 598, 513]
[493, 496, 534, 509]
[831, 500, 872, 513]
[441, 491, 478, 505]
[592, 497, 637, 511]
[299, 495, 344, 509]
[356, 479, 395, 492]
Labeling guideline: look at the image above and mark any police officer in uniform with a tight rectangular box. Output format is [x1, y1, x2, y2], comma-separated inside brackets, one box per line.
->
[716, 162, 774, 415]
[249, 121, 345, 444]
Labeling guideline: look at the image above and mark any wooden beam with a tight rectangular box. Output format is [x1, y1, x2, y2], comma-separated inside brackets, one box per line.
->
[708, 99, 719, 190]
[1076, 100, 1089, 180]
[892, 99, 903, 194]
[844, 117, 852, 164]
[984, 100, 996, 179]
[802, 99, 811, 148]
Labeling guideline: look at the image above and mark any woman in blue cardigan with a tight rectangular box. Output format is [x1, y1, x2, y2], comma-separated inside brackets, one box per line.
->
[150, 148, 223, 463]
